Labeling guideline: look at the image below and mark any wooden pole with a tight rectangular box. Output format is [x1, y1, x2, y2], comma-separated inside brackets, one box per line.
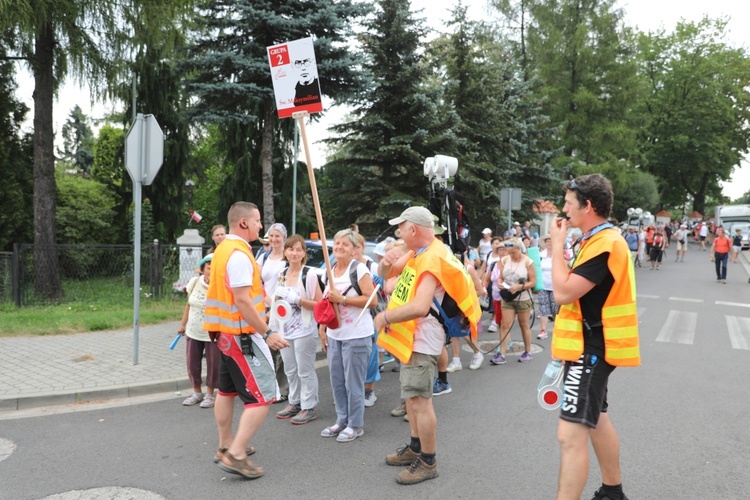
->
[293, 111, 339, 324]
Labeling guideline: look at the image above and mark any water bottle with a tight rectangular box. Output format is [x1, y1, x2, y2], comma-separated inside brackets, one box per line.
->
[537, 359, 563, 392]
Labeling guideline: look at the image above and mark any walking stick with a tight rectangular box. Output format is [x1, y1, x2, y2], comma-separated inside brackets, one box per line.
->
[293, 111, 340, 325]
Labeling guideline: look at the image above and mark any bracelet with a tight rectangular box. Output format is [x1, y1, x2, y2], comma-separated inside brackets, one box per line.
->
[384, 310, 390, 325]
[343, 296, 347, 306]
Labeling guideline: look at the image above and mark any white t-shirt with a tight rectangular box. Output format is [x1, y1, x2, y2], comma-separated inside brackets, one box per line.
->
[258, 252, 287, 299]
[225, 235, 254, 288]
[478, 239, 493, 262]
[501, 255, 534, 301]
[324, 260, 374, 341]
[539, 248, 553, 291]
[185, 276, 210, 342]
[270, 268, 320, 340]
[699, 224, 708, 237]
[412, 284, 447, 356]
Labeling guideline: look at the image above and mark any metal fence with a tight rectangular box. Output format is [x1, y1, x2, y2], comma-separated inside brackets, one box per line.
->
[0, 242, 213, 307]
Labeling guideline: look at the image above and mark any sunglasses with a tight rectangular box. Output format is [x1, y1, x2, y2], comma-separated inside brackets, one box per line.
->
[567, 178, 589, 199]
[503, 243, 517, 248]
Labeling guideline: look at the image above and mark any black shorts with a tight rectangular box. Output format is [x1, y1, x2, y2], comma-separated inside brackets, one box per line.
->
[560, 353, 615, 428]
[216, 333, 277, 407]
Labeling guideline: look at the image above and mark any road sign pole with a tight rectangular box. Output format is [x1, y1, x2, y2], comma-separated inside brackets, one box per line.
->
[133, 113, 144, 365]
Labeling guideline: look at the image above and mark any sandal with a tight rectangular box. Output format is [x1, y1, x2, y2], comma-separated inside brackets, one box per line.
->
[217, 451, 263, 479]
[213, 446, 255, 463]
[182, 393, 204, 406]
[336, 426, 364, 443]
[199, 395, 215, 408]
[320, 422, 346, 438]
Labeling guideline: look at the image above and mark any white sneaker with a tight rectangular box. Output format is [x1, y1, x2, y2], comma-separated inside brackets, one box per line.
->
[537, 330, 548, 339]
[447, 359, 462, 372]
[364, 392, 377, 407]
[469, 354, 483, 370]
[488, 322, 498, 332]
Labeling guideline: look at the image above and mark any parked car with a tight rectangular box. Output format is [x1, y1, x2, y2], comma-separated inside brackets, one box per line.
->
[726, 221, 750, 250]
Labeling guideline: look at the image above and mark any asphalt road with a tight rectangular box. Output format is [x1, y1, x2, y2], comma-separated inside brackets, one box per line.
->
[1, 247, 748, 499]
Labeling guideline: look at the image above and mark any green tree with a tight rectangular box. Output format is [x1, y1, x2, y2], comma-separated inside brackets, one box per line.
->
[425, 5, 559, 234]
[527, 0, 642, 166]
[0, 48, 33, 250]
[184, 0, 369, 227]
[635, 18, 750, 215]
[59, 105, 95, 175]
[55, 169, 117, 244]
[92, 124, 130, 242]
[0, 0, 129, 299]
[321, 0, 436, 236]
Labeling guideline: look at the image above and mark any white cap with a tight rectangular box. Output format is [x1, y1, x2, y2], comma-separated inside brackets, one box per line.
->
[481, 227, 492, 234]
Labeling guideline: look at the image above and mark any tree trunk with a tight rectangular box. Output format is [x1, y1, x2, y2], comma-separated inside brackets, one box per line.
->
[32, 21, 63, 300]
[261, 105, 275, 226]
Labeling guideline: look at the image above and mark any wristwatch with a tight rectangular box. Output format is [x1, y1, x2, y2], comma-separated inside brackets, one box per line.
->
[262, 328, 273, 340]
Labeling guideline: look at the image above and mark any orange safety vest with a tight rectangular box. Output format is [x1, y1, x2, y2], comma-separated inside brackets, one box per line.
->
[203, 238, 266, 335]
[552, 229, 640, 366]
[377, 238, 481, 364]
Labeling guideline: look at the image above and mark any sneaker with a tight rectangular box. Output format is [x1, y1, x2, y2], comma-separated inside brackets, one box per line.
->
[722, 279, 727, 284]
[276, 403, 301, 419]
[199, 395, 215, 408]
[489, 353, 506, 365]
[590, 486, 629, 500]
[396, 457, 439, 485]
[364, 392, 377, 407]
[488, 322, 499, 332]
[336, 426, 364, 443]
[182, 392, 204, 406]
[386, 444, 420, 466]
[446, 359, 462, 372]
[403, 413, 409, 422]
[519, 351, 533, 363]
[291, 407, 318, 425]
[391, 401, 406, 417]
[433, 378, 452, 396]
[469, 353, 483, 370]
[392, 363, 401, 372]
[537, 330, 548, 340]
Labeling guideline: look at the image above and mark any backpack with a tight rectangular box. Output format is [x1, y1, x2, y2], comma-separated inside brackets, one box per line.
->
[281, 264, 324, 297]
[429, 294, 470, 340]
[654, 234, 663, 247]
[323, 261, 387, 317]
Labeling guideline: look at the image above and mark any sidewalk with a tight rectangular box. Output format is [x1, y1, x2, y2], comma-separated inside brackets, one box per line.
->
[0, 321, 190, 412]
[0, 320, 333, 413]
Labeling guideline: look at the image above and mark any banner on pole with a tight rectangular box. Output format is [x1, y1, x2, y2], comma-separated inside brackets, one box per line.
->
[267, 37, 324, 118]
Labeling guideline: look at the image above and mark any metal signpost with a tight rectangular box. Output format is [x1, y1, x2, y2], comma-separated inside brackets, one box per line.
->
[500, 188, 523, 232]
[125, 114, 164, 365]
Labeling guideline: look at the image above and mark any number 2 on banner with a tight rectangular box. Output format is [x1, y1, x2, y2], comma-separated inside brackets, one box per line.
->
[268, 45, 290, 67]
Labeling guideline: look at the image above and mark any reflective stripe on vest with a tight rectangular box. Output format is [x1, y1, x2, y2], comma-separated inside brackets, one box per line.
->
[377, 238, 482, 364]
[551, 229, 640, 367]
[203, 239, 266, 335]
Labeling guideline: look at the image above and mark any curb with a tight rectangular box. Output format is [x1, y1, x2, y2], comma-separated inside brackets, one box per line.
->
[0, 379, 193, 412]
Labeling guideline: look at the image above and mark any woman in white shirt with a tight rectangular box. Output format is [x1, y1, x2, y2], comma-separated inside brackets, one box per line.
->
[177, 254, 220, 408]
[272, 235, 323, 425]
[489, 238, 537, 365]
[319, 229, 376, 443]
[257, 222, 290, 402]
[536, 235, 559, 340]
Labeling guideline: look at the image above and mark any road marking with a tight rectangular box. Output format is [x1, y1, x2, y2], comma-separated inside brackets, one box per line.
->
[727, 316, 750, 350]
[656, 310, 697, 344]
[716, 301, 750, 308]
[668, 297, 704, 303]
[637, 307, 647, 320]
[638, 294, 659, 299]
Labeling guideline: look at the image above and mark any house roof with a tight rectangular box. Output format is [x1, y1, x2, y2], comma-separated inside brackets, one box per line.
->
[533, 199, 559, 214]
[687, 211, 703, 218]
[655, 210, 671, 217]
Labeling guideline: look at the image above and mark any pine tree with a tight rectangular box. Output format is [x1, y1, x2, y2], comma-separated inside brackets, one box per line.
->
[184, 0, 368, 227]
[59, 105, 95, 175]
[321, 0, 435, 237]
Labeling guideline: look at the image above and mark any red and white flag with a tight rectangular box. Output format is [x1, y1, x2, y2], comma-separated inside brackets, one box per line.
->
[189, 210, 202, 223]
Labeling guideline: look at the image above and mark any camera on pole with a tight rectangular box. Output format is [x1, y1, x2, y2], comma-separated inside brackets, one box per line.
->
[424, 155, 467, 254]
